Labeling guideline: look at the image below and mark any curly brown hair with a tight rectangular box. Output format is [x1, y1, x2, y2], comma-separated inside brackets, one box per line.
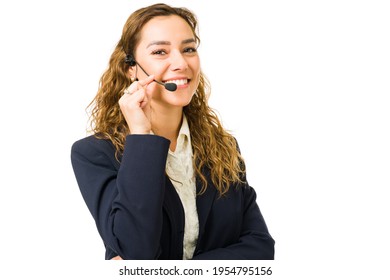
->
[88, 3, 245, 195]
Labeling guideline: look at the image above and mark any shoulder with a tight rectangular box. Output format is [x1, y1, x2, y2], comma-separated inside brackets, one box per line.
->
[71, 135, 118, 167]
[72, 134, 114, 151]
[72, 134, 115, 154]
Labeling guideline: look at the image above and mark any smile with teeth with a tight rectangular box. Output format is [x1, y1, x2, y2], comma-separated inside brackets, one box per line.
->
[164, 79, 189, 86]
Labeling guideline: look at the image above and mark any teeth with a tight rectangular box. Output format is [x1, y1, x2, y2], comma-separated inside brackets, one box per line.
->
[166, 79, 188, 86]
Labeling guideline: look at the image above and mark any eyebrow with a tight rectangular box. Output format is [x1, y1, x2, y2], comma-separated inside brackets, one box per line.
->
[146, 38, 196, 48]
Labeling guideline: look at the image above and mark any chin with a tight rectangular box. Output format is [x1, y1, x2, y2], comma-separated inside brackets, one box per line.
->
[166, 92, 195, 107]
[169, 99, 192, 107]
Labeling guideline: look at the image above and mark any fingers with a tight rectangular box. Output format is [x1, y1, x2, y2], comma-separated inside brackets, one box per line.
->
[122, 75, 154, 102]
[123, 75, 154, 99]
[119, 75, 154, 134]
[137, 75, 155, 87]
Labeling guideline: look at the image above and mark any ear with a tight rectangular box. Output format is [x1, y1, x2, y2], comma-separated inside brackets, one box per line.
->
[128, 67, 137, 82]
[127, 66, 135, 76]
[124, 64, 135, 80]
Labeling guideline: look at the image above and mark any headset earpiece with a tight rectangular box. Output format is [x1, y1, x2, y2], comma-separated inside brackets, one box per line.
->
[124, 54, 136, 66]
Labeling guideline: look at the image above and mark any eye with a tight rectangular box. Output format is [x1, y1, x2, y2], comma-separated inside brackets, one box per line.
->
[151, 49, 167, 55]
[184, 47, 197, 53]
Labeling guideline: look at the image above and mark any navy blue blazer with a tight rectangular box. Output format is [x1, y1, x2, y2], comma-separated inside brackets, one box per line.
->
[71, 134, 274, 260]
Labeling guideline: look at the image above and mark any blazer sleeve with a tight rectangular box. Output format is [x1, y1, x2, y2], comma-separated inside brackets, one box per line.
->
[71, 134, 170, 259]
[192, 184, 275, 260]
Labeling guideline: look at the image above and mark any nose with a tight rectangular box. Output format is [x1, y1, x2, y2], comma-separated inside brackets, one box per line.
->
[169, 50, 188, 71]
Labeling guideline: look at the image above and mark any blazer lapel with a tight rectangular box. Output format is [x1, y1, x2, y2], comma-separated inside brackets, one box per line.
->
[162, 176, 185, 259]
[162, 170, 218, 258]
[163, 176, 184, 223]
[195, 170, 218, 244]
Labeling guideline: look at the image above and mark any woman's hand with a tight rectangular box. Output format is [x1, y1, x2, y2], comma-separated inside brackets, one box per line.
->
[119, 75, 155, 134]
[111, 256, 123, 260]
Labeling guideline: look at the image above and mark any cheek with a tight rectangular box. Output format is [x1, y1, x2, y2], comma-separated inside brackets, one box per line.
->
[191, 60, 201, 86]
[146, 83, 161, 98]
[192, 73, 201, 92]
[192, 58, 201, 75]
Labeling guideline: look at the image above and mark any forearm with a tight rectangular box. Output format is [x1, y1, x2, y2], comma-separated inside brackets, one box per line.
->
[110, 135, 168, 258]
[192, 233, 275, 260]
[72, 135, 170, 259]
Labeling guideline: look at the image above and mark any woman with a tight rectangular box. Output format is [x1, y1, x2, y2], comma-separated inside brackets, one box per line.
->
[71, 3, 274, 260]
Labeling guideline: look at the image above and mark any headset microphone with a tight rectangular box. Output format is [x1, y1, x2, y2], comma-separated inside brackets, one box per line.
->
[125, 55, 177, 92]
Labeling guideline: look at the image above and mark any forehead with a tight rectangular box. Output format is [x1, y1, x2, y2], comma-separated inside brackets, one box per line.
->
[139, 15, 195, 45]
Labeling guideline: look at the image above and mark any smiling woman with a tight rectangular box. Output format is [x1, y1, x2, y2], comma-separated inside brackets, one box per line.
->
[70, 3, 274, 260]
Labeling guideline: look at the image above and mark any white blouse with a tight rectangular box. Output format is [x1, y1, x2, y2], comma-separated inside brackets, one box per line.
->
[165, 115, 199, 260]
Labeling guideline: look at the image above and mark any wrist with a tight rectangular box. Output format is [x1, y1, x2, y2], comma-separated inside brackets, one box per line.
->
[130, 129, 151, 135]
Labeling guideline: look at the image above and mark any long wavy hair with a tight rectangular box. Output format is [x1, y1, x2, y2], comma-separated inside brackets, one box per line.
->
[88, 3, 245, 195]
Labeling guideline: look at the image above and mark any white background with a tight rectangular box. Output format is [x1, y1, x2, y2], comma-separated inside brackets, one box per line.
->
[1, 0, 389, 279]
